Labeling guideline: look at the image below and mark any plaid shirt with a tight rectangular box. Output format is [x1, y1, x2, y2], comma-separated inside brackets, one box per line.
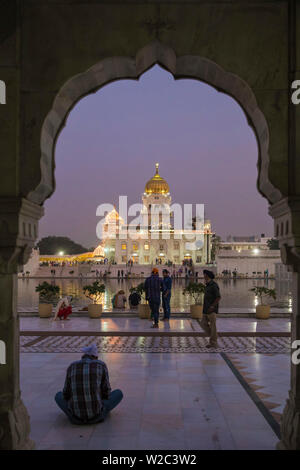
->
[144, 275, 163, 303]
[63, 355, 111, 422]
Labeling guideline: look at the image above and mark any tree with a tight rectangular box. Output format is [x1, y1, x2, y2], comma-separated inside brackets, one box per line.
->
[267, 238, 279, 250]
[36, 236, 89, 255]
[249, 286, 276, 305]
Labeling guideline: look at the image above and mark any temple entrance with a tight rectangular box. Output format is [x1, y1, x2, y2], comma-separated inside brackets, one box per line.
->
[26, 45, 287, 452]
[20, 45, 290, 450]
[0, 1, 298, 451]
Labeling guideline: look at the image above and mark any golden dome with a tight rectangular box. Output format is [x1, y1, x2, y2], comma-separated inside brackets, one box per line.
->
[144, 163, 170, 195]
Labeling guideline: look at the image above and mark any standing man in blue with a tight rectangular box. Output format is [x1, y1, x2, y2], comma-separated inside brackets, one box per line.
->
[144, 267, 163, 328]
[162, 269, 172, 321]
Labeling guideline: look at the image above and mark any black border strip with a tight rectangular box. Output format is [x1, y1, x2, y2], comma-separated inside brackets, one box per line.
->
[220, 352, 281, 440]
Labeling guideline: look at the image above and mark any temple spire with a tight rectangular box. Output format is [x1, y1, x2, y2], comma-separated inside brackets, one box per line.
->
[144, 162, 169, 194]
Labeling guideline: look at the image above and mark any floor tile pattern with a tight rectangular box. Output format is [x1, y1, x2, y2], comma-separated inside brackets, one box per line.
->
[20, 334, 291, 354]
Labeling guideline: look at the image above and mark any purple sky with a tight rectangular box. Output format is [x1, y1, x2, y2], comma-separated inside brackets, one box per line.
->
[39, 65, 273, 248]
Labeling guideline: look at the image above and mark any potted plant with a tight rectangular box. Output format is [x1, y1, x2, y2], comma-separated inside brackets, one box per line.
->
[250, 286, 276, 319]
[135, 282, 151, 319]
[183, 282, 206, 319]
[35, 281, 60, 318]
[83, 281, 105, 318]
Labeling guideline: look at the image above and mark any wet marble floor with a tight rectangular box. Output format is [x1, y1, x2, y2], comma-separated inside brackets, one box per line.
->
[20, 316, 291, 334]
[20, 317, 290, 450]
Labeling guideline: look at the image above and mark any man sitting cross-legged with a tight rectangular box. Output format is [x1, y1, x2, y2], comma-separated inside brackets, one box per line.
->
[55, 344, 123, 424]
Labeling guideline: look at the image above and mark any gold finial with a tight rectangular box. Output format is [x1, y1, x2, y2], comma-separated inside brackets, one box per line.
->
[144, 162, 169, 194]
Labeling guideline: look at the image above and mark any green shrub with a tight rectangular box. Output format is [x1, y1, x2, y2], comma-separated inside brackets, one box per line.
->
[83, 281, 105, 304]
[35, 281, 60, 303]
[249, 286, 276, 305]
[183, 282, 206, 305]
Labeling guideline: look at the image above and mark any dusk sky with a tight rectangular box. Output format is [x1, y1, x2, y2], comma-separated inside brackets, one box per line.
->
[39, 65, 273, 249]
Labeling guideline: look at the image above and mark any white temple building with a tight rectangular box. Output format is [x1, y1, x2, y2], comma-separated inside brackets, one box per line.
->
[97, 163, 213, 265]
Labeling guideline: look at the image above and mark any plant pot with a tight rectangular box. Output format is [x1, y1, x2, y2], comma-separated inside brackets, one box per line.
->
[38, 303, 53, 318]
[255, 305, 270, 319]
[190, 304, 203, 319]
[138, 303, 151, 319]
[88, 304, 103, 318]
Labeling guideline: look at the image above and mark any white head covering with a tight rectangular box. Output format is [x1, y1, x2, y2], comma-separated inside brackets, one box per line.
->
[82, 343, 98, 357]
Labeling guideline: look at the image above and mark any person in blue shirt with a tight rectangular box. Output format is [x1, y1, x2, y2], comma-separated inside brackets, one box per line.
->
[162, 269, 172, 321]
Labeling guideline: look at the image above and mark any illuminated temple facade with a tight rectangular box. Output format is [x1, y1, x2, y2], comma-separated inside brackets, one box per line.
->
[95, 164, 213, 265]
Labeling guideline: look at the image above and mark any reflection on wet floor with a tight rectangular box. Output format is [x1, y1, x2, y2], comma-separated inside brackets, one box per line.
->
[18, 278, 293, 311]
[20, 317, 291, 333]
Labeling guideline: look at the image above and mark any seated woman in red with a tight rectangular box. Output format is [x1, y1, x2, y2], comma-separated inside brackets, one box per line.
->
[58, 304, 72, 320]
[54, 297, 73, 321]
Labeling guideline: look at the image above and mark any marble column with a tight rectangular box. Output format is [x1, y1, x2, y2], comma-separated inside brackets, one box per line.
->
[270, 199, 300, 449]
[0, 271, 34, 450]
[0, 198, 43, 449]
[278, 2, 300, 448]
[277, 264, 300, 449]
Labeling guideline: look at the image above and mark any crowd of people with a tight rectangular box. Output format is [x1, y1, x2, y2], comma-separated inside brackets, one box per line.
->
[144, 268, 220, 334]
[221, 268, 270, 279]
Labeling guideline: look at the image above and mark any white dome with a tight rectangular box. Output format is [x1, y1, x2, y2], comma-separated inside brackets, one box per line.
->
[93, 244, 105, 258]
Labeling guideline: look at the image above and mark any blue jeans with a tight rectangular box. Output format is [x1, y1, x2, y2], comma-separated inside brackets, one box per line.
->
[55, 389, 123, 425]
[149, 300, 160, 324]
[162, 294, 171, 319]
